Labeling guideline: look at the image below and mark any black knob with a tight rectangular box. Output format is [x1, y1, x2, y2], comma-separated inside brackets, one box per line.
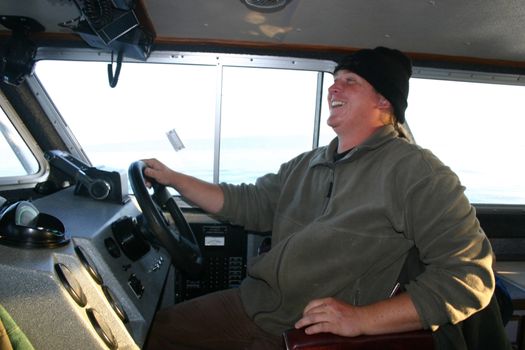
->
[111, 216, 150, 261]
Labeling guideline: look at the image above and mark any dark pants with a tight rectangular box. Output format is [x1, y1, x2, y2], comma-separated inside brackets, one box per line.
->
[144, 288, 283, 350]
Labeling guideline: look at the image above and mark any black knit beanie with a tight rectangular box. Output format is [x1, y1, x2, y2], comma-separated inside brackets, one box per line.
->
[334, 47, 412, 124]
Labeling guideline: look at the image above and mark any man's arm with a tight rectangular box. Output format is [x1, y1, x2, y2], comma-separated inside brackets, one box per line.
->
[294, 292, 422, 336]
[142, 158, 224, 214]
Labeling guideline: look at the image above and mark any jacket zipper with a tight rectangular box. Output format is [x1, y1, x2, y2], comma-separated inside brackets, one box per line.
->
[326, 181, 333, 198]
[321, 168, 334, 214]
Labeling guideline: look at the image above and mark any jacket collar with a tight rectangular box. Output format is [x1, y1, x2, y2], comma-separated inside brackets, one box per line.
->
[310, 125, 398, 168]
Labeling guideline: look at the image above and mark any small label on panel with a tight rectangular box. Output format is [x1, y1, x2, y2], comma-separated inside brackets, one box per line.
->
[204, 236, 225, 246]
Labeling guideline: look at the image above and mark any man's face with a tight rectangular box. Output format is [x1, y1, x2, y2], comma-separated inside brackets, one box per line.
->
[326, 70, 383, 134]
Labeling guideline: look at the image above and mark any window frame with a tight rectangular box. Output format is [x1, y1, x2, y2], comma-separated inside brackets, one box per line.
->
[0, 91, 48, 189]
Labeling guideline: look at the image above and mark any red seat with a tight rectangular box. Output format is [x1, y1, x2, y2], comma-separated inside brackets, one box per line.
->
[282, 328, 434, 350]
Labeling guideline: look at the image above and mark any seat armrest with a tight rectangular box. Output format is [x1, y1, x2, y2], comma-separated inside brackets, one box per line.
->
[282, 328, 434, 350]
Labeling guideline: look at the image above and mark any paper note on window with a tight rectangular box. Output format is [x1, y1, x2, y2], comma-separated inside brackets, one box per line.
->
[166, 128, 185, 152]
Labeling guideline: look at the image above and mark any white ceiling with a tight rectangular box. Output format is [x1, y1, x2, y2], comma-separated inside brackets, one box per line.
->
[1, 0, 524, 65]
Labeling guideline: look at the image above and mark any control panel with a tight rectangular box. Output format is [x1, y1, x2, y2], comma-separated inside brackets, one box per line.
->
[176, 222, 247, 302]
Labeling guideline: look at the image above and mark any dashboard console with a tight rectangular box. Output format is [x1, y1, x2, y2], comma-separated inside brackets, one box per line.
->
[0, 186, 170, 349]
[0, 150, 253, 349]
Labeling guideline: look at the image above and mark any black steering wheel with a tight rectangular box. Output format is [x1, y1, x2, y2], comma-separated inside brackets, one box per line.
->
[128, 161, 203, 278]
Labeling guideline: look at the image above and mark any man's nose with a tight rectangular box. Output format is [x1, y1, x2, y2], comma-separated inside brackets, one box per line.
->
[328, 82, 340, 94]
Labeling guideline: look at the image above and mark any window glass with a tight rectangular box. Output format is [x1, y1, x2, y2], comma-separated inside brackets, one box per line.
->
[35, 61, 217, 182]
[319, 72, 336, 146]
[35, 60, 324, 186]
[35, 59, 523, 205]
[0, 107, 39, 177]
[220, 67, 319, 184]
[406, 78, 525, 204]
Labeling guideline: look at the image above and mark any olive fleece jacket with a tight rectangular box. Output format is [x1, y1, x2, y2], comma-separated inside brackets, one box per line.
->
[218, 125, 495, 336]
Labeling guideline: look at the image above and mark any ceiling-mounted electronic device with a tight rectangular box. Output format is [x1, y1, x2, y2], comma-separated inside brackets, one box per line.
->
[61, 0, 156, 86]
[0, 16, 45, 85]
[64, 0, 155, 61]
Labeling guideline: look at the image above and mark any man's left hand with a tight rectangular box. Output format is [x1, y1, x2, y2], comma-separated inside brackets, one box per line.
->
[294, 297, 364, 336]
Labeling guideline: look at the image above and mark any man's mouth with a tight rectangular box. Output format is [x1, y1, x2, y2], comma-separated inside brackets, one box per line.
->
[330, 100, 345, 108]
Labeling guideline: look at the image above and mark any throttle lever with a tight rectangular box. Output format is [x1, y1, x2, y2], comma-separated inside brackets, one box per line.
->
[45, 150, 111, 200]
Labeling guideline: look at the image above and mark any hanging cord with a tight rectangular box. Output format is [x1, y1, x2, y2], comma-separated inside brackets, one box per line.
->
[107, 50, 123, 88]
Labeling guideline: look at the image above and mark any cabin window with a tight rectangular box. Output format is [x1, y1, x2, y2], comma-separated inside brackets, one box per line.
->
[318, 72, 525, 205]
[34, 58, 326, 186]
[33, 57, 525, 205]
[36, 60, 217, 183]
[319, 73, 337, 145]
[0, 103, 39, 178]
[220, 67, 319, 184]
[405, 78, 525, 205]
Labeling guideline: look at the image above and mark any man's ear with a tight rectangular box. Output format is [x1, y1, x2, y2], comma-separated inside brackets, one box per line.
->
[377, 95, 392, 110]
